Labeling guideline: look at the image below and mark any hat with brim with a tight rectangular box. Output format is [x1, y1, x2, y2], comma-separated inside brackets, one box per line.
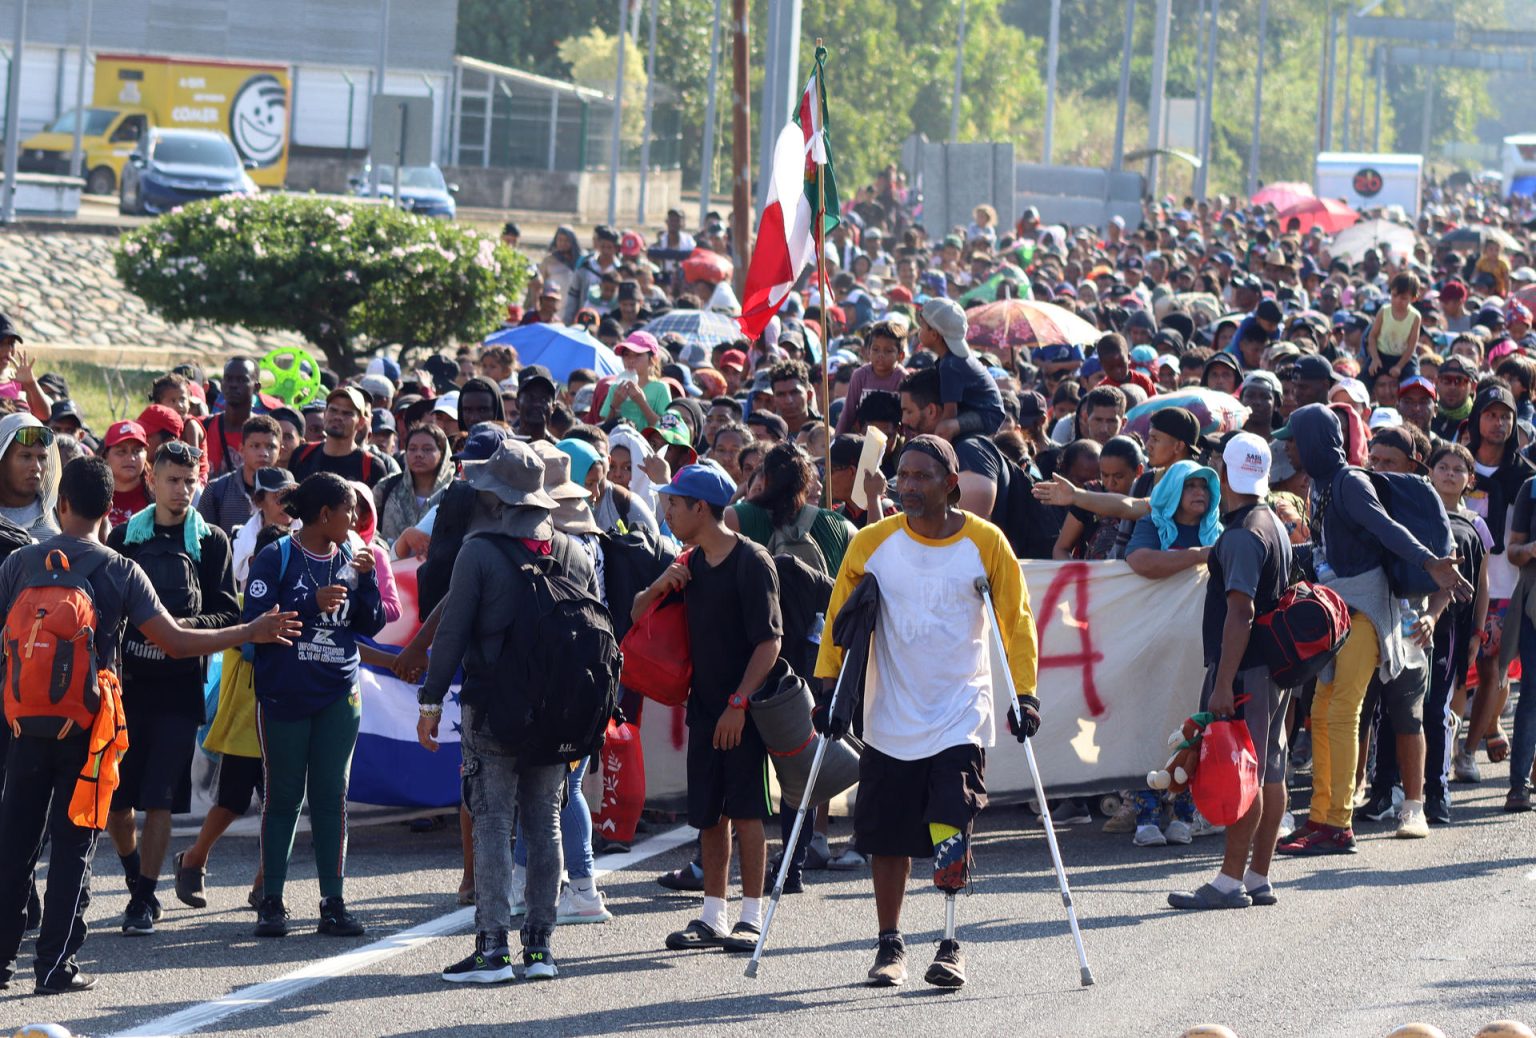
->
[530, 441, 601, 535]
[461, 439, 559, 510]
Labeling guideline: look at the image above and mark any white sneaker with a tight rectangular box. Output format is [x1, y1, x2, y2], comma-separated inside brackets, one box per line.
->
[1396, 800, 1430, 839]
[1163, 819, 1193, 845]
[1133, 824, 1167, 847]
[1453, 751, 1481, 783]
[555, 884, 612, 924]
[509, 864, 527, 918]
[1187, 810, 1225, 839]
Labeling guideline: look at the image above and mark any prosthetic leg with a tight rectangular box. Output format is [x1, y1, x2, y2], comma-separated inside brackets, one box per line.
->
[926, 823, 970, 988]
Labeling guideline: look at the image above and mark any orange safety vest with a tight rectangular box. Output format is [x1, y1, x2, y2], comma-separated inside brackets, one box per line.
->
[67, 669, 127, 830]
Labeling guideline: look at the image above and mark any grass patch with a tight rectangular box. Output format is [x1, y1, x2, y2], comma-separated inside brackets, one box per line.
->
[42, 359, 168, 430]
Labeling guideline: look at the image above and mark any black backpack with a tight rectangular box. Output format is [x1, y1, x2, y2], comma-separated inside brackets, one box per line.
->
[475, 536, 621, 765]
[999, 458, 1061, 560]
[113, 527, 203, 675]
[1329, 467, 1452, 597]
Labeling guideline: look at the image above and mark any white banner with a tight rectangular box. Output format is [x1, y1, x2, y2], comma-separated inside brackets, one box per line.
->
[635, 560, 1213, 802]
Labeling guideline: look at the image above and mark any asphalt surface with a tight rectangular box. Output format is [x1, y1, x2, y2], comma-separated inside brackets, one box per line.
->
[6, 761, 1536, 1038]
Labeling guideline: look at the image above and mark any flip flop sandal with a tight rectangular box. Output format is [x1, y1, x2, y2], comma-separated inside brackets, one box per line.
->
[1487, 734, 1511, 763]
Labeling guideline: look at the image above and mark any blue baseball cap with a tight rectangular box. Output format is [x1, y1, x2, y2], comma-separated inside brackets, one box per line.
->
[1033, 343, 1085, 364]
[455, 425, 506, 462]
[656, 463, 737, 507]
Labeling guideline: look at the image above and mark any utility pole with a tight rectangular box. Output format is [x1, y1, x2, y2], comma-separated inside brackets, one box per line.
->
[1112, 0, 1135, 172]
[636, 0, 658, 225]
[756, 0, 801, 210]
[1, 0, 28, 224]
[1322, 6, 1338, 151]
[607, 0, 627, 227]
[70, 0, 93, 180]
[1247, 0, 1268, 197]
[1043, 0, 1061, 163]
[1342, 18, 1354, 150]
[1195, 0, 1220, 199]
[699, 0, 723, 226]
[730, 0, 751, 297]
[950, 0, 968, 141]
[1373, 45, 1384, 151]
[1419, 67, 1434, 159]
[1145, 0, 1171, 192]
[367, 0, 390, 196]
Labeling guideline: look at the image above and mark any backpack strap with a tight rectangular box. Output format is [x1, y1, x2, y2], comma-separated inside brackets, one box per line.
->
[276, 535, 293, 583]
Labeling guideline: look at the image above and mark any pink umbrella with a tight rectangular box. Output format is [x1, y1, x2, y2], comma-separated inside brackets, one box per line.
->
[1251, 181, 1315, 211]
[1277, 197, 1359, 235]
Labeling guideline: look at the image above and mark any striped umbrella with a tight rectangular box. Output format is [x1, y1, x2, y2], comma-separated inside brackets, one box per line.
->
[642, 309, 743, 353]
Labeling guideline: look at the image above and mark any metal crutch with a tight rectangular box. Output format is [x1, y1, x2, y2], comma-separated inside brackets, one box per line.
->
[744, 650, 853, 979]
[975, 576, 1096, 988]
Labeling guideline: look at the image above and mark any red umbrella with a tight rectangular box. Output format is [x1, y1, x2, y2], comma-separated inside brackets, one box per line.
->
[1277, 197, 1359, 235]
[964, 299, 1100, 352]
[1251, 181, 1314, 211]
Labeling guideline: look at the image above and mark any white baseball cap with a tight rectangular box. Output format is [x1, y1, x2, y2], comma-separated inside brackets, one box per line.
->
[1221, 431, 1271, 497]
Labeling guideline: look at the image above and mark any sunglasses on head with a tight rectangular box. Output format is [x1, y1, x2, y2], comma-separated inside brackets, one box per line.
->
[13, 426, 53, 447]
[158, 440, 203, 462]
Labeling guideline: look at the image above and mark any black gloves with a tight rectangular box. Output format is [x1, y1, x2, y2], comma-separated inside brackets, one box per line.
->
[812, 690, 849, 740]
[1007, 694, 1042, 742]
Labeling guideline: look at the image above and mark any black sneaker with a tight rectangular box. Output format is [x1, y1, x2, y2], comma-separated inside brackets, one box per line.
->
[122, 897, 155, 936]
[1425, 791, 1451, 825]
[173, 850, 207, 909]
[522, 930, 558, 981]
[867, 933, 907, 987]
[442, 932, 515, 984]
[1360, 789, 1398, 823]
[924, 938, 966, 988]
[780, 869, 804, 895]
[34, 970, 96, 995]
[317, 896, 365, 936]
[656, 863, 705, 892]
[254, 895, 289, 937]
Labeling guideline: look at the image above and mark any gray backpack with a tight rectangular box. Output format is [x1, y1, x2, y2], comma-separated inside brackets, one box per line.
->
[768, 504, 829, 575]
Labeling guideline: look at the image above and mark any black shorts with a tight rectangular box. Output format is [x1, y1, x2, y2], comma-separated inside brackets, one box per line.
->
[686, 714, 773, 830]
[1367, 665, 1429, 736]
[214, 753, 264, 815]
[111, 711, 198, 814]
[854, 743, 987, 859]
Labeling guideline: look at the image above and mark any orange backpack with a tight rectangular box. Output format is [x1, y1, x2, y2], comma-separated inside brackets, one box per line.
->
[3, 548, 104, 739]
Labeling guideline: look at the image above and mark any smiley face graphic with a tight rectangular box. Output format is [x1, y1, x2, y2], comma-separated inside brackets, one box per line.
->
[229, 74, 287, 167]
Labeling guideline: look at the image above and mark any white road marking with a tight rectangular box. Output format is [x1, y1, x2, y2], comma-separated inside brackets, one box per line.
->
[107, 824, 698, 1038]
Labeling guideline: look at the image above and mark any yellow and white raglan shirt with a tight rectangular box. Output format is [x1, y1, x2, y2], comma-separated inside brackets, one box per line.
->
[814, 512, 1038, 762]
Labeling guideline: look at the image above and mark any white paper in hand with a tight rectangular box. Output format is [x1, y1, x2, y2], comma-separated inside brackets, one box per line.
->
[851, 426, 888, 510]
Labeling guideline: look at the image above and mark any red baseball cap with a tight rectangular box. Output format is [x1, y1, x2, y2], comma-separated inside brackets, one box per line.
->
[888, 285, 914, 304]
[137, 404, 184, 441]
[718, 349, 748, 372]
[103, 420, 147, 449]
[1399, 375, 1437, 400]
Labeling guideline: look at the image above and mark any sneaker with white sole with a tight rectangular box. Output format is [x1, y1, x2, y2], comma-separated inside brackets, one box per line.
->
[1187, 810, 1225, 839]
[441, 932, 515, 984]
[556, 884, 612, 924]
[1133, 824, 1167, 847]
[1453, 751, 1481, 783]
[1395, 799, 1430, 839]
[827, 846, 867, 870]
[1163, 819, 1193, 845]
[521, 928, 558, 980]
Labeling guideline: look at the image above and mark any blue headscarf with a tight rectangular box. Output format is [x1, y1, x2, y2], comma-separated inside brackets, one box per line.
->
[557, 438, 602, 486]
[1149, 459, 1222, 550]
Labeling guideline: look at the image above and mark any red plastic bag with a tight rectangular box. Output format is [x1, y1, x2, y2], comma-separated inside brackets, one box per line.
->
[619, 592, 691, 706]
[593, 719, 646, 844]
[1190, 719, 1259, 826]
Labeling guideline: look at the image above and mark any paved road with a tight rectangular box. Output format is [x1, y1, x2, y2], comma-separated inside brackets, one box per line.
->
[7, 761, 1536, 1038]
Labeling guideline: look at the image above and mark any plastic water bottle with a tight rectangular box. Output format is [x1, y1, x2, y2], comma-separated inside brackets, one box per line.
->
[1399, 599, 1417, 639]
[334, 558, 358, 590]
[1315, 556, 1336, 583]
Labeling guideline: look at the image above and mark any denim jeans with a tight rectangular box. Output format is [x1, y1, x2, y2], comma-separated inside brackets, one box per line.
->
[461, 707, 565, 937]
[514, 757, 594, 880]
[1511, 611, 1536, 795]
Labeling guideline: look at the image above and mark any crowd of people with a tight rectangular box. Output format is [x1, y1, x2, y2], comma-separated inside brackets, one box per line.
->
[3, 177, 1536, 995]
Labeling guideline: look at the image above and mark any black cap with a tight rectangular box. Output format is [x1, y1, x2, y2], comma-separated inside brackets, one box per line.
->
[0, 313, 23, 343]
[1151, 329, 1185, 352]
[371, 407, 396, 433]
[1017, 389, 1048, 421]
[1148, 406, 1203, 452]
[745, 411, 789, 442]
[1292, 354, 1341, 383]
[1438, 355, 1475, 379]
[517, 365, 556, 394]
[48, 399, 82, 423]
[829, 434, 864, 469]
[253, 466, 297, 495]
[1476, 384, 1517, 415]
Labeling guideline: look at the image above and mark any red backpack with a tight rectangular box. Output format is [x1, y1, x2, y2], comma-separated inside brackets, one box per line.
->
[3, 548, 105, 738]
[1254, 581, 1351, 688]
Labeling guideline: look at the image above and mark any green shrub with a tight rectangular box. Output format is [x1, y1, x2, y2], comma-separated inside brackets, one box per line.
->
[115, 194, 528, 374]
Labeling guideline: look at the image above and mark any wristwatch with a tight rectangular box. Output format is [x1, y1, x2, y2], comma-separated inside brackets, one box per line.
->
[728, 692, 750, 711]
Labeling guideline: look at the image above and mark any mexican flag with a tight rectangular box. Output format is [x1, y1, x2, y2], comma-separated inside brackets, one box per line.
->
[737, 49, 840, 340]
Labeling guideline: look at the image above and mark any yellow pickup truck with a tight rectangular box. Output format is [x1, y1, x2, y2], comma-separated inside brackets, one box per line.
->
[20, 52, 289, 196]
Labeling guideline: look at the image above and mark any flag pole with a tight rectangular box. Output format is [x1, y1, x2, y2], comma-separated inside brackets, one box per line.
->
[813, 39, 835, 508]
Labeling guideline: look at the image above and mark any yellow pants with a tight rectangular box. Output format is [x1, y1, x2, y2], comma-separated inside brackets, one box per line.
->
[1309, 613, 1379, 828]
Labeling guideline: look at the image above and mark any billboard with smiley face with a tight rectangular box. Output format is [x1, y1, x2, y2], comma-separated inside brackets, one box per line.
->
[94, 53, 291, 188]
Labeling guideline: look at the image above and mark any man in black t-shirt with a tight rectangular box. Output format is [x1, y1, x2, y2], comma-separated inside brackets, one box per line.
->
[633, 464, 782, 956]
[289, 386, 383, 487]
[899, 368, 1007, 522]
[1170, 433, 1291, 913]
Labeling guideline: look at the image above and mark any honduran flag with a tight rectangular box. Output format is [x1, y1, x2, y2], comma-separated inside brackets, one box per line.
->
[350, 659, 463, 808]
[736, 46, 840, 340]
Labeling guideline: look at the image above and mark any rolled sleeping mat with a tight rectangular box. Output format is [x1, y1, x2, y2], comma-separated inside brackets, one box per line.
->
[750, 659, 861, 806]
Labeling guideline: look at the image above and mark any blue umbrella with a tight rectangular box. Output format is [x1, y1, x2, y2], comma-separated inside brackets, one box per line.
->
[482, 323, 622, 385]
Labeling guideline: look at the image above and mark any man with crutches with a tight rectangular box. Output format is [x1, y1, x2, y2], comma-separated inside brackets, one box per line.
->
[810, 434, 1039, 989]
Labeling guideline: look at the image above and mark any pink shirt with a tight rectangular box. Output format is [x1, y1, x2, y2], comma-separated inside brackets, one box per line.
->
[836, 364, 907, 434]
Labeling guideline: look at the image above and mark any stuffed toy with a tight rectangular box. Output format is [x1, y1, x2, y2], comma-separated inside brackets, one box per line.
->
[1147, 712, 1215, 794]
